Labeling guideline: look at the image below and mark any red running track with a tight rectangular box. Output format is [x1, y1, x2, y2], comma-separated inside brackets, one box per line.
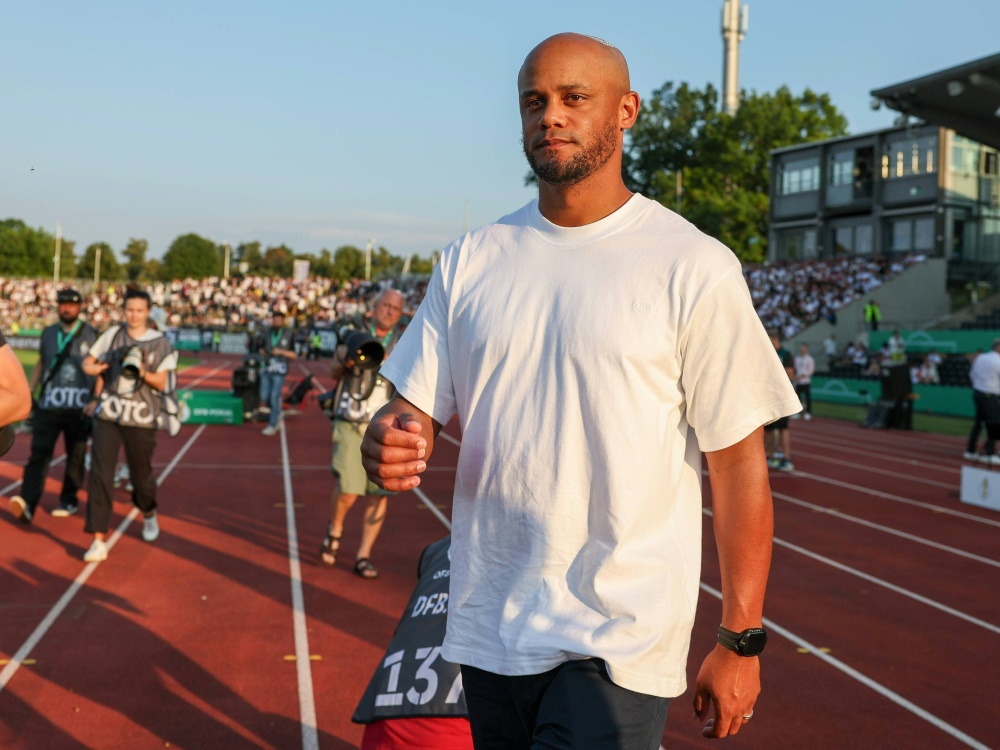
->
[1, 354, 997, 748]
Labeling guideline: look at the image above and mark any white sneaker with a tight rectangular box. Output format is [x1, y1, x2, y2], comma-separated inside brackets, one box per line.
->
[982, 454, 1000, 466]
[789, 413, 801, 420]
[803, 413, 812, 421]
[261, 425, 278, 436]
[84, 538, 108, 562]
[9, 495, 32, 524]
[964, 452, 980, 461]
[142, 513, 160, 542]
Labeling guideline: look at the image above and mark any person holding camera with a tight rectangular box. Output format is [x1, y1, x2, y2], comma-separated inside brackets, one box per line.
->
[257, 308, 297, 437]
[9, 288, 97, 524]
[80, 289, 178, 563]
[320, 289, 403, 579]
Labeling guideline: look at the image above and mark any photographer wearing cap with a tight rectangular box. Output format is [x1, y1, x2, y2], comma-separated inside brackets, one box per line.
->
[257, 308, 297, 437]
[80, 288, 178, 563]
[320, 289, 403, 579]
[9, 288, 97, 524]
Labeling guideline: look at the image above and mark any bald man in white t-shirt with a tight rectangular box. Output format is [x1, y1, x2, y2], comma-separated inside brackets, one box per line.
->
[359, 33, 800, 748]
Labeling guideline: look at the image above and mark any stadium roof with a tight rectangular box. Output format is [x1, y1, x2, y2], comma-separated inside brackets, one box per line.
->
[871, 52, 1000, 150]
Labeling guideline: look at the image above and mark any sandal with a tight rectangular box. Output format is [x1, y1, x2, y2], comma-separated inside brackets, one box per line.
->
[354, 558, 379, 579]
[320, 526, 341, 567]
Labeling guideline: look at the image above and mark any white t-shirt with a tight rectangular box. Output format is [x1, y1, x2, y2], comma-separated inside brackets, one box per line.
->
[380, 195, 801, 698]
[794, 354, 815, 384]
[970, 350, 1000, 395]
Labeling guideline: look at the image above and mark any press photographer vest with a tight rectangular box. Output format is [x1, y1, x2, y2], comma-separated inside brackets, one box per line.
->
[97, 327, 176, 429]
[262, 326, 294, 375]
[353, 537, 467, 724]
[38, 322, 97, 412]
[333, 327, 398, 424]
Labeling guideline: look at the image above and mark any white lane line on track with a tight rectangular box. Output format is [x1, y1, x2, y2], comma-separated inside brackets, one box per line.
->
[1, 455, 66, 496]
[413, 486, 452, 530]
[772, 491, 1000, 569]
[279, 420, 319, 750]
[795, 435, 961, 475]
[786, 469, 1000, 528]
[0, 424, 206, 695]
[438, 432, 461, 448]
[183, 363, 226, 389]
[794, 450, 958, 489]
[699, 582, 991, 750]
[702, 508, 1000, 636]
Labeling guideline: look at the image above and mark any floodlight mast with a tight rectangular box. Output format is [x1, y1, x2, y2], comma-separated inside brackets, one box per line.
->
[721, 0, 748, 116]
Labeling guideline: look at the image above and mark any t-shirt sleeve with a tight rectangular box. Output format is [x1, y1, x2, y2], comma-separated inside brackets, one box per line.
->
[379, 260, 457, 426]
[681, 266, 802, 453]
[155, 349, 179, 373]
[88, 328, 118, 361]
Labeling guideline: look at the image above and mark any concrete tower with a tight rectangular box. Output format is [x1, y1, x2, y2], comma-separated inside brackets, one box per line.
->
[721, 0, 749, 115]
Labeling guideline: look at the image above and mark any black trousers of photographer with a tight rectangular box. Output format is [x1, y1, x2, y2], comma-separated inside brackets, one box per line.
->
[21, 409, 90, 513]
[85, 419, 158, 535]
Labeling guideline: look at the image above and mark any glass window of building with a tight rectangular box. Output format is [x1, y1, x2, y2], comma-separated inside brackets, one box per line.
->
[830, 151, 853, 186]
[892, 220, 913, 251]
[834, 226, 853, 253]
[780, 157, 820, 194]
[777, 228, 817, 260]
[951, 136, 980, 175]
[855, 225, 873, 255]
[884, 135, 938, 179]
[914, 218, 935, 251]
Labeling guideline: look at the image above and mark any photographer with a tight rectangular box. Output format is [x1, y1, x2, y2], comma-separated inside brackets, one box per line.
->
[257, 308, 296, 437]
[320, 289, 403, 579]
[81, 289, 178, 563]
[9, 288, 97, 524]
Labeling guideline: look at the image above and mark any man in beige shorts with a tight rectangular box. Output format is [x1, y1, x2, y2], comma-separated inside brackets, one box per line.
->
[321, 289, 404, 578]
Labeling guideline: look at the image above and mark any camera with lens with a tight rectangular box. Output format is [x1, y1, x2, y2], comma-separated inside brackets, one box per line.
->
[317, 329, 388, 420]
[121, 346, 145, 379]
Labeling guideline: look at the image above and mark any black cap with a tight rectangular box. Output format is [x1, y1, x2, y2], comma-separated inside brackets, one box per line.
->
[57, 288, 82, 304]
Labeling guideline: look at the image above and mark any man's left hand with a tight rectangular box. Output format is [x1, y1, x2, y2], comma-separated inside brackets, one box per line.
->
[692, 644, 760, 739]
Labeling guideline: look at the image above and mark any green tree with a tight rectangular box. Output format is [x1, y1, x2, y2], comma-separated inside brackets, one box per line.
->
[163, 233, 220, 279]
[122, 238, 148, 282]
[144, 259, 166, 281]
[330, 245, 365, 280]
[261, 245, 295, 277]
[236, 241, 262, 274]
[0, 219, 65, 277]
[78, 242, 123, 282]
[625, 83, 848, 261]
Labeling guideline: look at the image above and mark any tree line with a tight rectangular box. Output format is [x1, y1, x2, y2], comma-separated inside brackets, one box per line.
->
[0, 223, 435, 282]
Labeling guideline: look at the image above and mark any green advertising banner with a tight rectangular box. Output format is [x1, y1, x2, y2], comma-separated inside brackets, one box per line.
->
[869, 330, 997, 355]
[178, 390, 244, 425]
[810, 377, 974, 418]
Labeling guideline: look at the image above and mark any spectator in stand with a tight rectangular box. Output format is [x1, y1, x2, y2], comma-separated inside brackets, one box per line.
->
[966, 341, 1000, 464]
[888, 330, 906, 364]
[865, 299, 882, 331]
[917, 355, 940, 385]
[823, 334, 838, 370]
[793, 344, 815, 421]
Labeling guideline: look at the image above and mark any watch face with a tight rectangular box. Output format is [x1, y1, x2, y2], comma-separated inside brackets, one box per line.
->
[741, 630, 768, 656]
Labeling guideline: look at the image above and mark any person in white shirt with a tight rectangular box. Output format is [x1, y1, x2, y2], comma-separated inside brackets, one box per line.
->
[358, 33, 800, 746]
[823, 334, 837, 370]
[794, 344, 816, 420]
[965, 341, 1000, 463]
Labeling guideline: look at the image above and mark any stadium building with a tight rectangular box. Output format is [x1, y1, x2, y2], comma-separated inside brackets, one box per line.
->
[768, 53, 1000, 288]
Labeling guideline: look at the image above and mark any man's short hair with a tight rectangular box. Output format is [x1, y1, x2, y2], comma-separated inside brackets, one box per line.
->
[124, 288, 151, 308]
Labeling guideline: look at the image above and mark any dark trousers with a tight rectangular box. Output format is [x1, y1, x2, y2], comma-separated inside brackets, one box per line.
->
[21, 409, 90, 512]
[968, 390, 1000, 455]
[85, 420, 158, 535]
[461, 659, 670, 750]
[795, 383, 812, 414]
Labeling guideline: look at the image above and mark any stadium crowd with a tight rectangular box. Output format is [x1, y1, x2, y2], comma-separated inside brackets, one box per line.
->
[745, 253, 926, 340]
[2, 253, 921, 337]
[0, 276, 429, 332]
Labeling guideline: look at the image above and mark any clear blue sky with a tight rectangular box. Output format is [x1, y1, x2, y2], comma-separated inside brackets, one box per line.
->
[3, 1, 997, 261]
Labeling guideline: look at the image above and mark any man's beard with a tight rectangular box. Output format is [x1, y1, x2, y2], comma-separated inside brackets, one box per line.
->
[58, 312, 78, 325]
[523, 122, 618, 187]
